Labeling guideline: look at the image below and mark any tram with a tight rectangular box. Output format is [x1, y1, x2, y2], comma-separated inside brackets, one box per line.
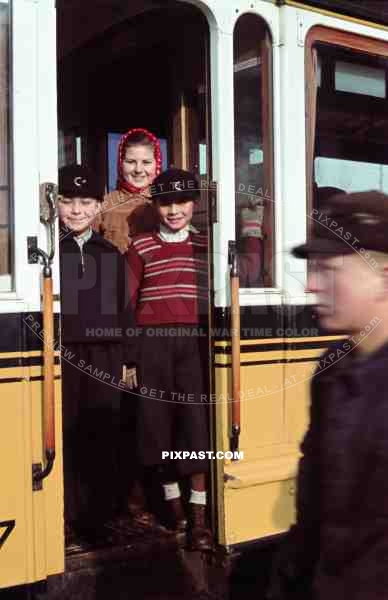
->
[2, 0, 388, 596]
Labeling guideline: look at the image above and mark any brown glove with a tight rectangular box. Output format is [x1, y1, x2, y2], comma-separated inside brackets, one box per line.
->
[122, 364, 138, 390]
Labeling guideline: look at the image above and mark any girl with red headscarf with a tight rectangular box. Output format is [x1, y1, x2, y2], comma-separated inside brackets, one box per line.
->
[96, 128, 162, 253]
[96, 129, 165, 534]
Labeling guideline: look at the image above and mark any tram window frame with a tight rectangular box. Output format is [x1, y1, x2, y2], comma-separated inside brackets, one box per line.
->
[0, 0, 12, 293]
[233, 13, 275, 290]
[306, 26, 388, 227]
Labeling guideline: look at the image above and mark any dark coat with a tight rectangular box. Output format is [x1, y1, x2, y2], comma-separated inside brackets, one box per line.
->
[270, 338, 388, 600]
[59, 228, 137, 526]
[60, 228, 135, 359]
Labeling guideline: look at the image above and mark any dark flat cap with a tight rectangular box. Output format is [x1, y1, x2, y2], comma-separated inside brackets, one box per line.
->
[58, 164, 101, 201]
[150, 168, 200, 205]
[293, 190, 388, 258]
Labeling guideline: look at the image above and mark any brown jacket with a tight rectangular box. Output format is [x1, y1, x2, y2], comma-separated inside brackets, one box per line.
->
[94, 189, 158, 254]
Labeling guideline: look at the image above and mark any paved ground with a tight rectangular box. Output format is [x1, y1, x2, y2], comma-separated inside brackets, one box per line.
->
[0, 536, 276, 600]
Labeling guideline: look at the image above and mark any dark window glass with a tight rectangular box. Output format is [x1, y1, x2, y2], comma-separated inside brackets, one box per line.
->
[234, 14, 274, 288]
[311, 41, 388, 209]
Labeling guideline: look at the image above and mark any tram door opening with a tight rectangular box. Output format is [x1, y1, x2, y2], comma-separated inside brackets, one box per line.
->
[57, 1, 212, 550]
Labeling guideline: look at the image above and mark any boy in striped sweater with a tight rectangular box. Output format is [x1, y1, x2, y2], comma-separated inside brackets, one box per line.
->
[127, 169, 213, 551]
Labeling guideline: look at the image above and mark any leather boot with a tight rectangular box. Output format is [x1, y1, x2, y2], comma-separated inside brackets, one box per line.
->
[127, 502, 168, 533]
[188, 503, 214, 551]
[166, 497, 188, 532]
[105, 503, 169, 537]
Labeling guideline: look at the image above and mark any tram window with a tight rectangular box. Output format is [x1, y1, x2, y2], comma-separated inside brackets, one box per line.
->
[234, 14, 274, 288]
[0, 0, 11, 290]
[306, 29, 388, 215]
[335, 61, 386, 98]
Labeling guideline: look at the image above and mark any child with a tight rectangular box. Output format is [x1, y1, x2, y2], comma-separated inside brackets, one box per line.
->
[95, 129, 166, 533]
[58, 164, 136, 544]
[95, 128, 162, 253]
[127, 168, 213, 551]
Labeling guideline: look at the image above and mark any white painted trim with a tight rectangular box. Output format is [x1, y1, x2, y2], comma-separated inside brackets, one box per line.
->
[0, 275, 11, 291]
[239, 289, 282, 306]
[294, 4, 388, 43]
[210, 21, 235, 308]
[37, 0, 59, 301]
[200, 1, 281, 307]
[0, 0, 58, 313]
[8, 0, 40, 309]
[278, 4, 388, 306]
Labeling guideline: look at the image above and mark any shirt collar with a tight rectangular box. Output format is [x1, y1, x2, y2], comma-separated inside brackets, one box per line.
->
[158, 224, 190, 243]
[74, 227, 93, 249]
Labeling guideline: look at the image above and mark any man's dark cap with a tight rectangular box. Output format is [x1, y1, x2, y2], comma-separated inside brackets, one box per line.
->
[150, 168, 200, 205]
[293, 190, 388, 258]
[58, 165, 101, 201]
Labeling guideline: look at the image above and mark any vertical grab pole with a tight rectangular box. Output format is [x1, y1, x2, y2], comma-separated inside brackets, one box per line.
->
[42, 265, 56, 467]
[229, 241, 241, 458]
[31, 255, 56, 486]
[31, 183, 57, 487]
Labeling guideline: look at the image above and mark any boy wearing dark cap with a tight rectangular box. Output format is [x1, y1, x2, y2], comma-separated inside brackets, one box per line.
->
[268, 191, 388, 600]
[58, 165, 136, 545]
[127, 168, 213, 551]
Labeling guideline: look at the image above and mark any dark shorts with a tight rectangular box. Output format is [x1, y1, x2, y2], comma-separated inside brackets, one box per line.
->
[132, 327, 210, 476]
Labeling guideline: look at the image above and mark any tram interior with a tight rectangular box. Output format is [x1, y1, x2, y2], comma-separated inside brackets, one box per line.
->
[58, 1, 210, 222]
[314, 43, 388, 201]
[57, 0, 211, 554]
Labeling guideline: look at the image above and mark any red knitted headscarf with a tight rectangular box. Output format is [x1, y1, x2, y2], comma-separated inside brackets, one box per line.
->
[117, 128, 162, 194]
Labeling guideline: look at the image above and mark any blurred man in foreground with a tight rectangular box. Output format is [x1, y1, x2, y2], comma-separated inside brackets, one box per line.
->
[268, 191, 388, 600]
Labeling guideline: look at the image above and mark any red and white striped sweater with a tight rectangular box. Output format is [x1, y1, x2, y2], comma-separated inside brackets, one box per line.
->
[127, 232, 208, 326]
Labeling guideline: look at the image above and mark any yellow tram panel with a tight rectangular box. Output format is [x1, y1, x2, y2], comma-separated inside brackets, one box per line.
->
[224, 479, 296, 544]
[30, 376, 64, 579]
[284, 362, 315, 446]
[214, 338, 325, 546]
[0, 352, 63, 589]
[0, 380, 32, 587]
[239, 362, 285, 454]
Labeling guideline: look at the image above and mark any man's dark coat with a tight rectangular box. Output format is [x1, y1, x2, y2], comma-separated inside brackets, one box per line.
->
[272, 338, 388, 600]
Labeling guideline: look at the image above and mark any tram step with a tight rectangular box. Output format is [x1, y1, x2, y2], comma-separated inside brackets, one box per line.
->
[30, 537, 228, 600]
